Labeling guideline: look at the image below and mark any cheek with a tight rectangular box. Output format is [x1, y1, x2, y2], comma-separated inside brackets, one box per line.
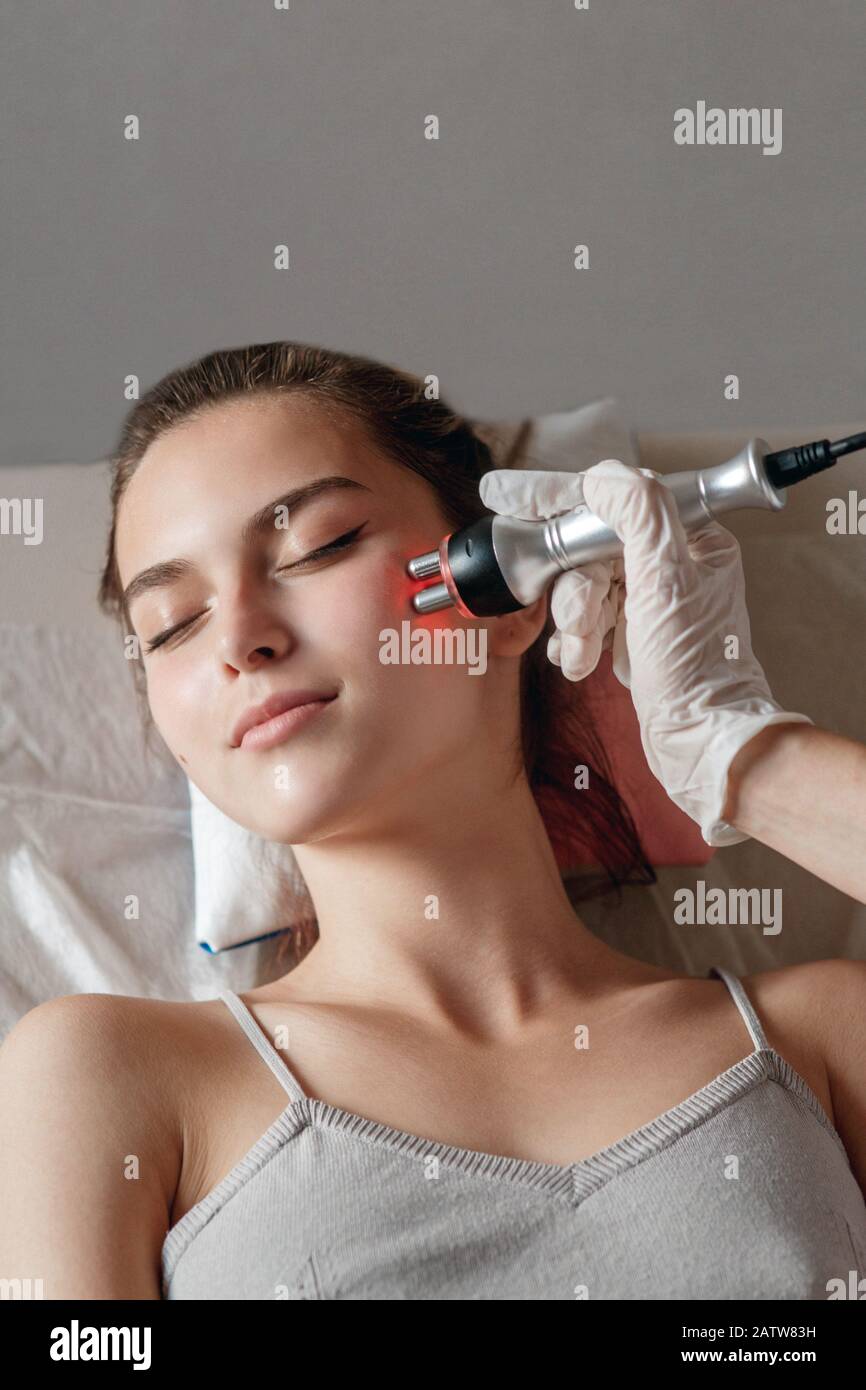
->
[325, 552, 488, 731]
[317, 545, 414, 654]
[144, 657, 212, 761]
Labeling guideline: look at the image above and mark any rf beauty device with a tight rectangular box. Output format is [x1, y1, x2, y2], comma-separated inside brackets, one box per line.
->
[406, 431, 866, 617]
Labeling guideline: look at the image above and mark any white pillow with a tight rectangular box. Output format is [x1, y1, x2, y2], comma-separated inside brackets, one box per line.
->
[191, 779, 314, 953]
[0, 462, 286, 1031]
[0, 621, 191, 1033]
[191, 395, 640, 951]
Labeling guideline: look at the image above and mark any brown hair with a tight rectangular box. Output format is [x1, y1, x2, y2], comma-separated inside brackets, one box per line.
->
[98, 341, 655, 961]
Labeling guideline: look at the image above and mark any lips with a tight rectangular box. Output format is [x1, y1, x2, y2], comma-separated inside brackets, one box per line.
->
[230, 688, 338, 749]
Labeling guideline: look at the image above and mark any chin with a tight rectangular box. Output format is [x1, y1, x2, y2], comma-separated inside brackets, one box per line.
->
[224, 796, 341, 845]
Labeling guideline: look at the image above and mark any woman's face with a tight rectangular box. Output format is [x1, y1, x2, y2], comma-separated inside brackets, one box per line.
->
[115, 395, 532, 842]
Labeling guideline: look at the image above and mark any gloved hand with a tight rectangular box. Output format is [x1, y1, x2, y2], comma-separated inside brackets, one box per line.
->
[479, 458, 814, 846]
[477, 467, 629, 682]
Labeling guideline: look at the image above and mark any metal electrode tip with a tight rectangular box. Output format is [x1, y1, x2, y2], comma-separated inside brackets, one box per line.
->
[411, 582, 455, 614]
[407, 547, 455, 612]
[406, 548, 441, 580]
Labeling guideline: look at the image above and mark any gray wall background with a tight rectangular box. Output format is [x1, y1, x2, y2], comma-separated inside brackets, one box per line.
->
[2, 0, 864, 466]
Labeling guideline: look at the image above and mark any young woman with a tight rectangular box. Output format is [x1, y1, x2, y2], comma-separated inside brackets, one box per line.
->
[1, 342, 864, 1300]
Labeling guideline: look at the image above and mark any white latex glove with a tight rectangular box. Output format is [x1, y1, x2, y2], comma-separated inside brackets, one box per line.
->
[480, 458, 814, 847]
[478, 467, 629, 681]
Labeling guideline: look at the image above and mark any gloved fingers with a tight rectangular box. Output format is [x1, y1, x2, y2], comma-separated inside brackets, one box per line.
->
[550, 625, 605, 682]
[547, 570, 621, 682]
[581, 458, 694, 587]
[610, 610, 632, 689]
[607, 572, 626, 624]
[687, 519, 742, 570]
[547, 631, 594, 678]
[549, 562, 612, 637]
[479, 467, 591, 520]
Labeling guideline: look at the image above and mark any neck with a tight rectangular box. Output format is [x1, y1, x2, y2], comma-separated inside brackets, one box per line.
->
[284, 773, 626, 1042]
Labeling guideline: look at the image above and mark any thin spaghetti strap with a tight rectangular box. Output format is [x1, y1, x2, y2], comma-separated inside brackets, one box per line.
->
[217, 989, 308, 1105]
[708, 966, 771, 1053]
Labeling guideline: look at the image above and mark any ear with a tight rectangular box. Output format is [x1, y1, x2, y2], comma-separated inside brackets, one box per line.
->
[485, 594, 549, 658]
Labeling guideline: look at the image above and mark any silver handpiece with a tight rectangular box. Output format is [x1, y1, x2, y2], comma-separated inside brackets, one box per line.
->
[412, 438, 784, 614]
[497, 437, 784, 606]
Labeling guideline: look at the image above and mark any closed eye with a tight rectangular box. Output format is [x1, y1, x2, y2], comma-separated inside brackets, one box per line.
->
[277, 522, 366, 572]
[142, 523, 367, 653]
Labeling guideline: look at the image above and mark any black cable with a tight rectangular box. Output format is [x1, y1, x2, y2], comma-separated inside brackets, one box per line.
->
[764, 429, 866, 490]
[829, 430, 866, 459]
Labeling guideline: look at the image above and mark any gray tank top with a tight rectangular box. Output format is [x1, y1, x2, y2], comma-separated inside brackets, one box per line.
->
[161, 965, 866, 1299]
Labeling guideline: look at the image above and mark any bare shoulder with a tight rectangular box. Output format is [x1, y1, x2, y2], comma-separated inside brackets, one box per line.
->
[0, 990, 189, 1199]
[0, 992, 191, 1297]
[739, 957, 866, 1066]
[0, 990, 225, 1172]
[1, 990, 163, 1093]
[740, 959, 866, 1194]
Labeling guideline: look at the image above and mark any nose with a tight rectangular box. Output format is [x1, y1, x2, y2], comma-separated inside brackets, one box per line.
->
[217, 597, 296, 673]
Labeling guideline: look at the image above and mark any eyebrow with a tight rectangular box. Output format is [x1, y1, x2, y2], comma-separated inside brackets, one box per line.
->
[121, 474, 373, 611]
